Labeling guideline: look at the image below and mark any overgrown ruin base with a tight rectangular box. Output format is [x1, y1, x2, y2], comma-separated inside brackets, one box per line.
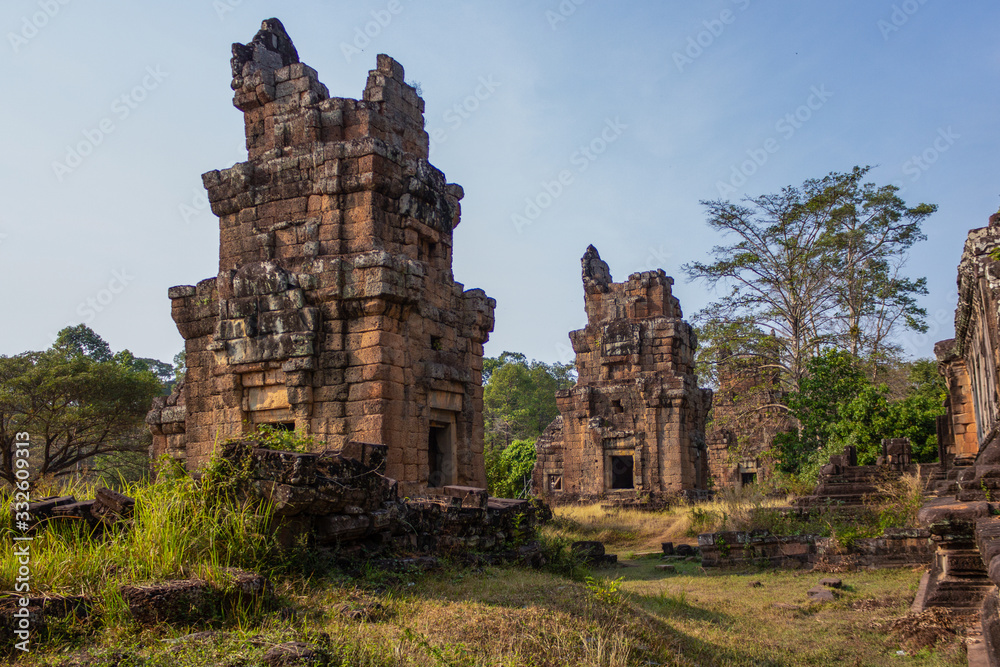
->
[219, 440, 548, 564]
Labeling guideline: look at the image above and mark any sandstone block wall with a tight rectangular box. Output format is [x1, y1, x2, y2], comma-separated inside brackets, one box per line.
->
[705, 349, 791, 488]
[533, 246, 712, 503]
[147, 19, 494, 495]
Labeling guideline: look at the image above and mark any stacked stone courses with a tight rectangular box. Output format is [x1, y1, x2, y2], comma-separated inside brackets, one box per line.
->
[148, 19, 495, 496]
[533, 246, 712, 503]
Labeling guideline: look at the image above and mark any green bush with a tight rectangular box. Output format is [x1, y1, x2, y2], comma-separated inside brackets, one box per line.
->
[485, 438, 536, 499]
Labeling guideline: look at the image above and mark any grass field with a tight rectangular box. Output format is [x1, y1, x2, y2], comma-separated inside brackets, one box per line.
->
[4, 473, 955, 666]
[11, 557, 964, 667]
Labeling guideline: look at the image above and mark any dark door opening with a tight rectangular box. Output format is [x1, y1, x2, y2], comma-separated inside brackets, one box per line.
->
[610, 455, 634, 489]
[741, 472, 757, 486]
[428, 425, 448, 487]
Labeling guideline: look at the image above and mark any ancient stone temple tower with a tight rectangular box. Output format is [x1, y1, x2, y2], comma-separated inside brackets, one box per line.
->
[935, 210, 1000, 473]
[147, 19, 495, 494]
[532, 246, 712, 503]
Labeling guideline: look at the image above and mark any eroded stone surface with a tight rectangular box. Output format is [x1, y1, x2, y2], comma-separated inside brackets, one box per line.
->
[148, 20, 494, 495]
[533, 246, 712, 503]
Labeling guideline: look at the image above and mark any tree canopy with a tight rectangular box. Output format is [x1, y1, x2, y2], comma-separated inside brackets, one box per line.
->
[685, 166, 935, 389]
[481, 352, 575, 497]
[775, 351, 945, 479]
[0, 326, 165, 484]
[483, 352, 575, 449]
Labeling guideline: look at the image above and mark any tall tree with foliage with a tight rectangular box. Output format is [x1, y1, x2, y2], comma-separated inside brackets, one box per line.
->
[483, 352, 575, 449]
[482, 352, 575, 497]
[684, 167, 934, 392]
[821, 166, 935, 370]
[0, 326, 164, 484]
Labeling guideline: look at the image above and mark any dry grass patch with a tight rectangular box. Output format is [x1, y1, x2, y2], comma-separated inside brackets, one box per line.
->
[12, 561, 966, 667]
[546, 489, 793, 555]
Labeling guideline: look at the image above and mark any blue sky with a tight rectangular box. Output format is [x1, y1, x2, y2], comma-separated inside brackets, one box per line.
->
[1, 0, 997, 366]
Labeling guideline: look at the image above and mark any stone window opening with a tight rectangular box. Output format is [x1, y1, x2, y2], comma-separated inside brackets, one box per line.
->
[611, 399, 624, 414]
[419, 240, 437, 262]
[610, 455, 634, 489]
[431, 335, 443, 351]
[548, 474, 562, 492]
[741, 472, 757, 486]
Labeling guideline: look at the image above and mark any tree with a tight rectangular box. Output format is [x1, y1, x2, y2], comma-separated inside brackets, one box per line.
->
[484, 438, 536, 499]
[821, 166, 935, 371]
[684, 167, 934, 391]
[0, 326, 164, 484]
[776, 352, 945, 477]
[54, 324, 113, 362]
[483, 352, 575, 449]
[774, 350, 869, 473]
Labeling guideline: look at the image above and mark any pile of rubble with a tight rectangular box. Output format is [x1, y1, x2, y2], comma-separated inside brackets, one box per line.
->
[219, 439, 548, 563]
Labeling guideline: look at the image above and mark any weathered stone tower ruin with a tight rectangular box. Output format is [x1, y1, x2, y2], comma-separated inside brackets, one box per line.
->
[706, 348, 791, 487]
[911, 211, 1000, 656]
[935, 213, 1000, 472]
[147, 19, 495, 495]
[533, 246, 712, 503]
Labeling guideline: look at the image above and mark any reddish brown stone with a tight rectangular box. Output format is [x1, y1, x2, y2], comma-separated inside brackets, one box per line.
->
[148, 21, 494, 495]
[533, 246, 712, 503]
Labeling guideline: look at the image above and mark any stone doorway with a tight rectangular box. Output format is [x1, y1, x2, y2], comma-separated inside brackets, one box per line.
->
[428, 422, 455, 488]
[609, 455, 634, 489]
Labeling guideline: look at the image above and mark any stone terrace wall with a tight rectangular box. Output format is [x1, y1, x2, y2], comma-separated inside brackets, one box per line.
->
[533, 246, 712, 504]
[147, 19, 495, 496]
[699, 529, 934, 570]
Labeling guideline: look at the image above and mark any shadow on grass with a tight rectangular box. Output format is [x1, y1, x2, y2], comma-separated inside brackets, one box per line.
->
[390, 563, 810, 667]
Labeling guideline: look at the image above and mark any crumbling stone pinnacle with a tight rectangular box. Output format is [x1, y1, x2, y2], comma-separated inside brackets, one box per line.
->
[231, 18, 300, 82]
[582, 245, 612, 291]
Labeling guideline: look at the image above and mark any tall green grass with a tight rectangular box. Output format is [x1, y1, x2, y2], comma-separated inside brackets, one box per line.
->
[0, 453, 281, 600]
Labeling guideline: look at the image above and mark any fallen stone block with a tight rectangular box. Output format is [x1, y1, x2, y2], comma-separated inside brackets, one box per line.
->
[120, 569, 271, 625]
[807, 586, 837, 603]
[91, 487, 135, 524]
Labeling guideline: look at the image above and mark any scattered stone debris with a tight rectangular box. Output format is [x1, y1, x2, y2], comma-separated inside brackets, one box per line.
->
[820, 577, 842, 588]
[571, 541, 618, 567]
[748, 581, 763, 588]
[533, 245, 713, 506]
[675, 544, 697, 558]
[0, 594, 91, 647]
[18, 489, 135, 533]
[263, 641, 327, 667]
[119, 569, 273, 626]
[335, 600, 388, 623]
[655, 564, 676, 573]
[661, 542, 674, 556]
